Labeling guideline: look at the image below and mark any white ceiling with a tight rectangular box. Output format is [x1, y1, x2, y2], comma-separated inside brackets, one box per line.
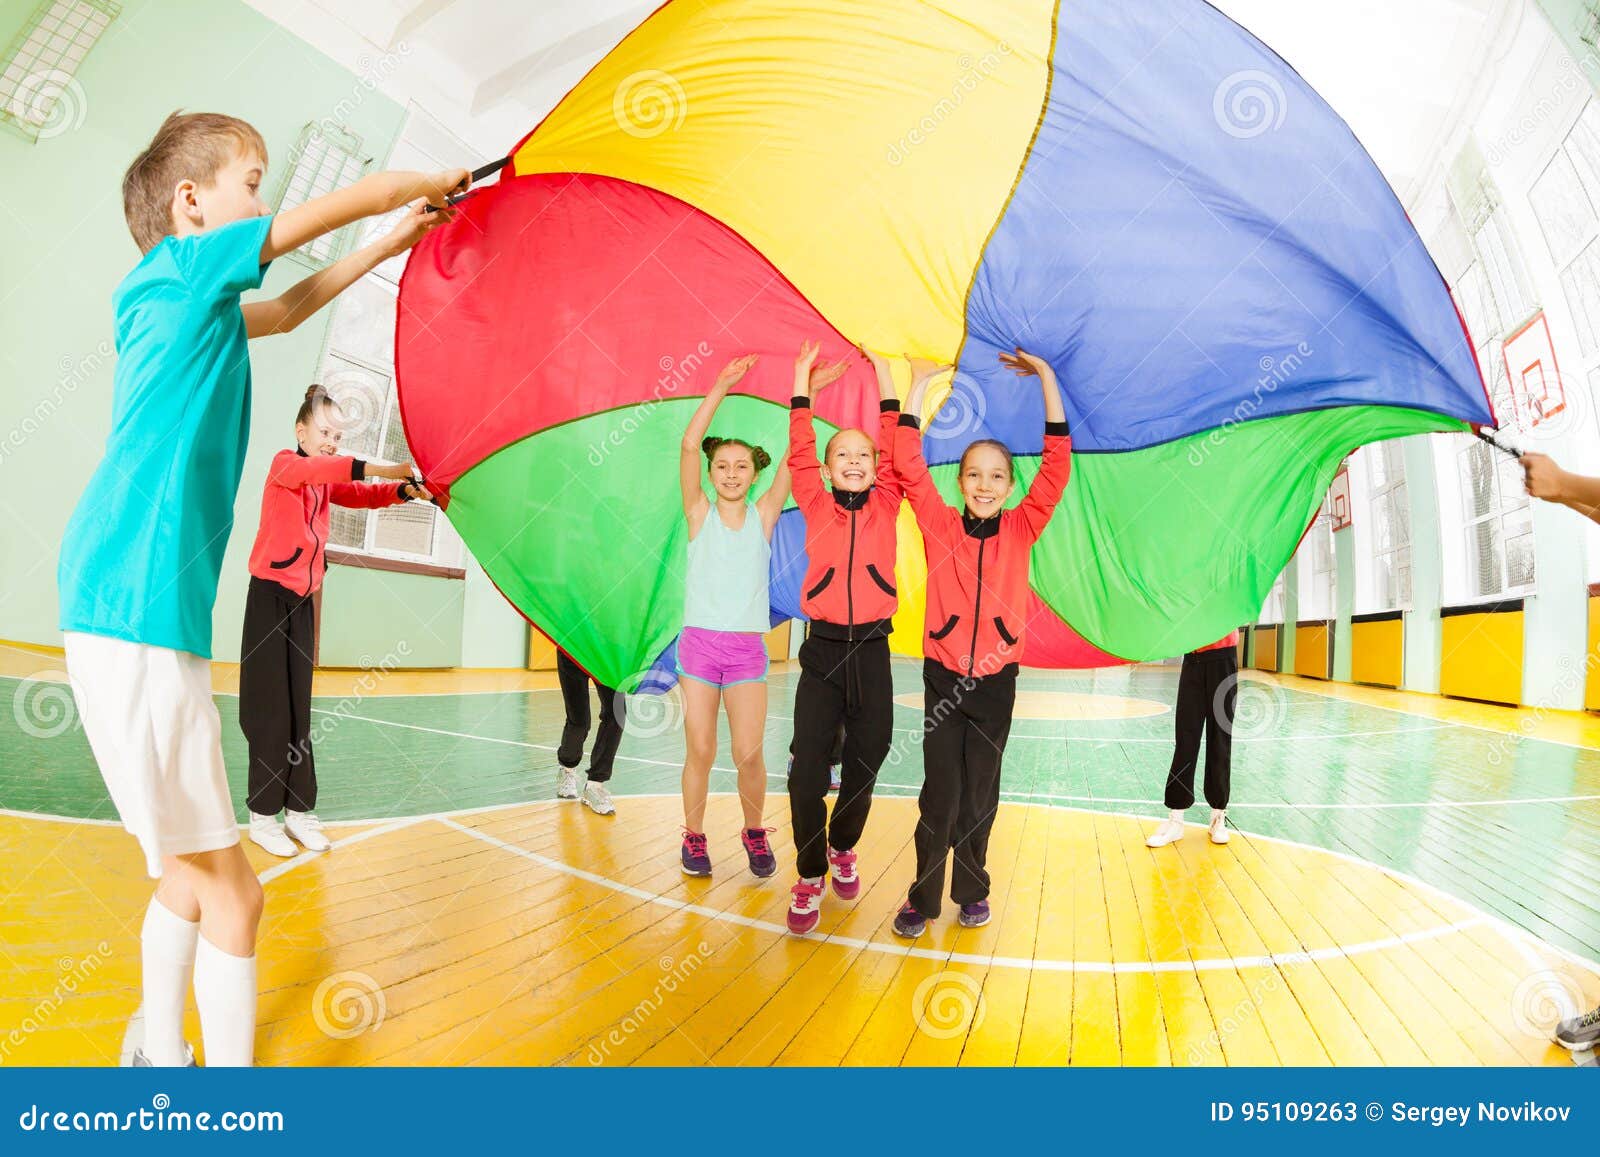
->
[254, 0, 1527, 206]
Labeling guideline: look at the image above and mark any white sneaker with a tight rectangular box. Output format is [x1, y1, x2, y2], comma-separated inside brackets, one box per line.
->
[248, 812, 296, 857]
[1208, 810, 1230, 845]
[1145, 818, 1185, 848]
[581, 780, 615, 815]
[556, 766, 580, 799]
[284, 810, 331, 852]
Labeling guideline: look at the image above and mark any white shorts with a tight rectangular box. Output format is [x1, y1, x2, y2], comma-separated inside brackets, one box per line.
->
[63, 632, 239, 878]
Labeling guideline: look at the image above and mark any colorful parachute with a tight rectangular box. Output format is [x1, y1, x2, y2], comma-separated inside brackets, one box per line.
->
[395, 0, 1491, 690]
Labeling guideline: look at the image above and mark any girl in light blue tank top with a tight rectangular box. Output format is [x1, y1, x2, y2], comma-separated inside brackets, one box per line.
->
[675, 354, 792, 879]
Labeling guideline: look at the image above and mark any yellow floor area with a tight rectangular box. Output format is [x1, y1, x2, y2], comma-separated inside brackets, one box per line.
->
[3, 798, 1593, 1067]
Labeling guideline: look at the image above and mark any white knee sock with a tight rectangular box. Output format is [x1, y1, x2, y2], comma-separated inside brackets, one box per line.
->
[193, 937, 257, 1067]
[140, 899, 199, 1065]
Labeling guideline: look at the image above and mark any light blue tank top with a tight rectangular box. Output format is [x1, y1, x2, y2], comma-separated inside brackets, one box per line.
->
[684, 502, 771, 634]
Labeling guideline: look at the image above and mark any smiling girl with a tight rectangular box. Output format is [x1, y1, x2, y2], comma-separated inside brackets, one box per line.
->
[890, 348, 1071, 938]
[676, 356, 792, 878]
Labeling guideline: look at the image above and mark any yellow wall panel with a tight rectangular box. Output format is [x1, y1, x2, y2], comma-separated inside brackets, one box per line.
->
[1253, 626, 1279, 673]
[1440, 610, 1523, 706]
[1294, 623, 1330, 680]
[1351, 618, 1403, 688]
[1587, 595, 1600, 711]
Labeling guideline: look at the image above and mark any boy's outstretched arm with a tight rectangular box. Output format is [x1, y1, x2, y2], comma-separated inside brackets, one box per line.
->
[244, 201, 445, 338]
[260, 168, 468, 263]
[1522, 453, 1600, 525]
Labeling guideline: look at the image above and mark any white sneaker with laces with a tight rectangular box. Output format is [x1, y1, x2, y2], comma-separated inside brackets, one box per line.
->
[557, 766, 580, 799]
[1145, 818, 1185, 848]
[248, 812, 296, 857]
[1208, 809, 1230, 845]
[284, 810, 331, 852]
[581, 780, 615, 815]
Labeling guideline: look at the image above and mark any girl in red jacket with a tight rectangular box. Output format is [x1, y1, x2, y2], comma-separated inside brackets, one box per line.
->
[781, 341, 916, 934]
[892, 349, 1071, 938]
[240, 386, 430, 857]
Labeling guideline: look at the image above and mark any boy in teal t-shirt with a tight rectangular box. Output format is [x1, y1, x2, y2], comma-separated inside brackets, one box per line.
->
[56, 110, 467, 1068]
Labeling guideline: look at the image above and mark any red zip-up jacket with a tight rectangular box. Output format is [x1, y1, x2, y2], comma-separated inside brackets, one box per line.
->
[896, 414, 1072, 676]
[789, 397, 904, 639]
[247, 449, 409, 597]
[1196, 631, 1241, 653]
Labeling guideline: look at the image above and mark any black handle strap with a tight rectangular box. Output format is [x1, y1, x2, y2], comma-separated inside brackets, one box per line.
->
[423, 156, 511, 213]
[1475, 428, 1523, 459]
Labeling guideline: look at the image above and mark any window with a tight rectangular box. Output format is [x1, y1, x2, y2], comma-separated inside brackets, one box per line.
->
[1259, 573, 1286, 625]
[316, 276, 461, 569]
[1296, 508, 1336, 621]
[274, 122, 372, 267]
[0, 0, 116, 141]
[1356, 440, 1411, 612]
[1456, 436, 1535, 599]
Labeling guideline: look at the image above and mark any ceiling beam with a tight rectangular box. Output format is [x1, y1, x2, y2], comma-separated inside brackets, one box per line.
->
[469, 2, 657, 115]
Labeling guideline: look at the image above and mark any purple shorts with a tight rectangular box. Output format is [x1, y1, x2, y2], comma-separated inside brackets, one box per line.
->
[676, 626, 768, 688]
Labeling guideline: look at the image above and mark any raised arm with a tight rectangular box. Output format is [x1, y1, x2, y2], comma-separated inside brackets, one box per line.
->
[893, 398, 956, 537]
[245, 202, 448, 338]
[681, 355, 757, 524]
[1000, 348, 1072, 543]
[757, 456, 792, 536]
[1522, 453, 1600, 525]
[788, 341, 829, 517]
[261, 168, 468, 264]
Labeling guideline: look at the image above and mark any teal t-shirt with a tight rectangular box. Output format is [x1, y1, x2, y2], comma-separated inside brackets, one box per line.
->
[58, 214, 274, 658]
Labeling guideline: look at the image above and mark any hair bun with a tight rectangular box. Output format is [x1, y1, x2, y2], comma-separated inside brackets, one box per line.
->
[751, 446, 772, 471]
[701, 436, 723, 460]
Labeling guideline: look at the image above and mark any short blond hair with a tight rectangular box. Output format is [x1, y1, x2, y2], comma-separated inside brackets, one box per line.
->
[122, 111, 268, 253]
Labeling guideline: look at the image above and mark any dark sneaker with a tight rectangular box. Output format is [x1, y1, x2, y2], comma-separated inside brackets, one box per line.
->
[958, 900, 991, 928]
[681, 830, 712, 877]
[1555, 1004, 1600, 1052]
[892, 901, 927, 939]
[741, 827, 777, 878]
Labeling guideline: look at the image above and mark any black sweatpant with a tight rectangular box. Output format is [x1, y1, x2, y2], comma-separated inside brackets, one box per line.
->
[1163, 647, 1236, 811]
[556, 649, 625, 783]
[788, 630, 893, 879]
[909, 659, 1017, 918]
[239, 576, 317, 815]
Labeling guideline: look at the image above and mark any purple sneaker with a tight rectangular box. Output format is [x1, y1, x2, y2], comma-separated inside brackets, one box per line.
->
[958, 900, 990, 928]
[892, 900, 926, 938]
[741, 827, 777, 878]
[681, 830, 711, 877]
[828, 763, 841, 792]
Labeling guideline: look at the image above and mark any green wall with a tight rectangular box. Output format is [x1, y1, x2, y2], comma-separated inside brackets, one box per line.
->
[0, 0, 414, 661]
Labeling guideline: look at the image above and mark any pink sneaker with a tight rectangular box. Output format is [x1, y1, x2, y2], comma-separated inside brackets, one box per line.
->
[827, 846, 860, 900]
[787, 877, 824, 934]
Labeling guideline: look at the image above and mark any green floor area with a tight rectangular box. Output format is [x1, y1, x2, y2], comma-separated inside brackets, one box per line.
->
[3, 663, 1598, 961]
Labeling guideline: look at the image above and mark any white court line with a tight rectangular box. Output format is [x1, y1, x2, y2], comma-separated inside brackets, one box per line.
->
[997, 790, 1600, 810]
[438, 813, 1485, 975]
